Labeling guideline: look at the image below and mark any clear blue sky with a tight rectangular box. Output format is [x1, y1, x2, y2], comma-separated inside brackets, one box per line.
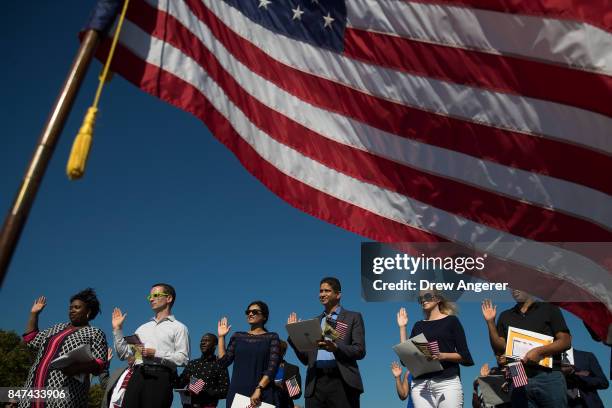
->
[1, 2, 609, 407]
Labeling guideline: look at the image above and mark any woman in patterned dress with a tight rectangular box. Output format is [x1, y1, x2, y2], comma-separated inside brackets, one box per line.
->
[217, 300, 280, 408]
[20, 288, 108, 408]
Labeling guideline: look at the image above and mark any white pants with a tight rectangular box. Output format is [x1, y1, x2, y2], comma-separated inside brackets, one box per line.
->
[411, 375, 464, 408]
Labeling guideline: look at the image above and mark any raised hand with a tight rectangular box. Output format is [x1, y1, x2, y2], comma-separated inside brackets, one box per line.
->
[287, 312, 299, 325]
[396, 307, 408, 328]
[391, 361, 403, 378]
[480, 363, 490, 376]
[31, 296, 47, 315]
[112, 307, 127, 330]
[481, 299, 497, 322]
[218, 317, 231, 338]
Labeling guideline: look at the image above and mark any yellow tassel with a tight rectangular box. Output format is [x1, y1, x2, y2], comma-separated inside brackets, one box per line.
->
[66, 107, 97, 180]
[65, 0, 131, 181]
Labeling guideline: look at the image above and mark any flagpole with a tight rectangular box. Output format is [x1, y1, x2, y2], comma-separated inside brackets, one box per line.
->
[0, 30, 101, 287]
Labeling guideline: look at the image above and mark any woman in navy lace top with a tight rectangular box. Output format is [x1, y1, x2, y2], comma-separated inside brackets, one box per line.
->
[217, 300, 280, 408]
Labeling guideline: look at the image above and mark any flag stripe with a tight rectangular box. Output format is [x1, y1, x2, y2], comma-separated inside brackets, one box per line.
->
[107, 0, 612, 340]
[106, 39, 612, 339]
[125, 3, 612, 234]
[344, 28, 612, 118]
[175, 0, 612, 197]
[405, 0, 612, 31]
[508, 361, 528, 387]
[195, 0, 612, 156]
[347, 0, 612, 74]
[110, 26, 612, 310]
[285, 376, 300, 398]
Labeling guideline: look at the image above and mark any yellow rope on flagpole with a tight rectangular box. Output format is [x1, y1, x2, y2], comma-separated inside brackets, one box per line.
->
[67, 0, 131, 180]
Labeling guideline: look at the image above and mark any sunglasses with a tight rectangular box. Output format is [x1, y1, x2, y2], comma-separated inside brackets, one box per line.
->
[147, 292, 169, 301]
[418, 293, 437, 304]
[245, 309, 263, 316]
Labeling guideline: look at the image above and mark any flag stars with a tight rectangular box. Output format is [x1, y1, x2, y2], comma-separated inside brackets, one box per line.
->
[258, 0, 272, 10]
[292, 5, 304, 20]
[323, 13, 334, 28]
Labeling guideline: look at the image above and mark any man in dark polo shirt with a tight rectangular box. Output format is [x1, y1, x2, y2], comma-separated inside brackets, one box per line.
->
[482, 290, 571, 407]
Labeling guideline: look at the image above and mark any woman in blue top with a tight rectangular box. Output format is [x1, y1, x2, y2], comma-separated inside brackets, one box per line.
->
[218, 300, 280, 408]
[398, 290, 474, 408]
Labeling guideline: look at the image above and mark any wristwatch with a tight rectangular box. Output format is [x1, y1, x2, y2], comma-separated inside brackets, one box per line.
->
[255, 385, 264, 391]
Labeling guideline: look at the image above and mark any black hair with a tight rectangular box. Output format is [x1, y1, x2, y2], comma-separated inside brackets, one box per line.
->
[248, 300, 270, 326]
[70, 288, 101, 321]
[320, 277, 341, 293]
[151, 283, 176, 306]
[201, 333, 218, 346]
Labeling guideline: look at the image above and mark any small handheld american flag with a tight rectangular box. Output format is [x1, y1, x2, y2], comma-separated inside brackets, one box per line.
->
[285, 375, 301, 398]
[508, 362, 528, 388]
[188, 376, 205, 394]
[326, 317, 349, 340]
[426, 341, 440, 357]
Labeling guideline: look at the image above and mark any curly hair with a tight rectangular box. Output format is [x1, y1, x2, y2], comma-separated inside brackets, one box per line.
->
[70, 288, 101, 321]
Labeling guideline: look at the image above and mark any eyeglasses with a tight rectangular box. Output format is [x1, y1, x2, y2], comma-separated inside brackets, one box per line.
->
[245, 309, 263, 316]
[147, 292, 169, 301]
[418, 293, 437, 304]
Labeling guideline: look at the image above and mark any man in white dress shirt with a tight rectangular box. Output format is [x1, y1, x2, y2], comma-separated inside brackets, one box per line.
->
[112, 283, 190, 408]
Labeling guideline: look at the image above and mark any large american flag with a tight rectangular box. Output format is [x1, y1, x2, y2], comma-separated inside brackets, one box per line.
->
[93, 0, 611, 338]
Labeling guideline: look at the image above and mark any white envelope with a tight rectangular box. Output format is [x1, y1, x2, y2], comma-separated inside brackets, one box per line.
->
[231, 393, 275, 408]
[49, 344, 93, 369]
[392, 334, 443, 378]
[478, 375, 510, 406]
[286, 319, 323, 352]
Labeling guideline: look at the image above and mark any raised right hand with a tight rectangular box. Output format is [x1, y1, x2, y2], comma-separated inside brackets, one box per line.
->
[480, 363, 490, 376]
[112, 307, 127, 330]
[217, 317, 231, 337]
[396, 307, 408, 328]
[481, 299, 497, 322]
[287, 312, 300, 325]
[31, 296, 47, 315]
[391, 361, 403, 378]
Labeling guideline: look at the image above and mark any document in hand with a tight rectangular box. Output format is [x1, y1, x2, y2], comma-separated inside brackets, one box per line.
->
[49, 344, 93, 369]
[392, 334, 443, 378]
[286, 318, 323, 352]
[478, 375, 510, 406]
[175, 388, 191, 405]
[123, 334, 143, 344]
[231, 393, 275, 408]
[505, 326, 554, 368]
